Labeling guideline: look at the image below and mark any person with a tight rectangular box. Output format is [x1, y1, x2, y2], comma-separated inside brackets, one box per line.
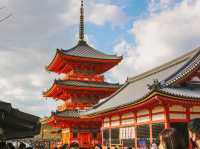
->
[70, 142, 79, 149]
[18, 142, 26, 149]
[61, 144, 68, 149]
[188, 118, 200, 149]
[159, 128, 186, 149]
[94, 145, 102, 149]
[0, 142, 6, 149]
[151, 142, 158, 149]
[7, 142, 15, 149]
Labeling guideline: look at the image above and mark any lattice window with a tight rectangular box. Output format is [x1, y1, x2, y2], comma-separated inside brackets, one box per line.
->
[136, 125, 150, 148]
[72, 128, 78, 138]
[103, 129, 109, 146]
[120, 127, 135, 139]
[121, 139, 135, 148]
[120, 127, 136, 148]
[111, 128, 120, 145]
[152, 123, 164, 144]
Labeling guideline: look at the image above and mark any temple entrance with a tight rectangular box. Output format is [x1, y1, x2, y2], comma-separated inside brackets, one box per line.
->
[170, 122, 189, 147]
[79, 132, 91, 148]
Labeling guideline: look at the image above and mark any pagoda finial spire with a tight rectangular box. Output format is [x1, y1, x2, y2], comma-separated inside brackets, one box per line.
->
[79, 0, 85, 42]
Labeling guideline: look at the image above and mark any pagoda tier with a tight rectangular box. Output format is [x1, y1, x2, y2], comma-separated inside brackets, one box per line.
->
[57, 102, 92, 111]
[44, 80, 120, 103]
[46, 110, 101, 128]
[63, 73, 104, 82]
[46, 41, 122, 74]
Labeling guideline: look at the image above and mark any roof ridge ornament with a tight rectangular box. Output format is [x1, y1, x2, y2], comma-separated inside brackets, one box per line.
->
[147, 79, 162, 90]
[79, 0, 85, 43]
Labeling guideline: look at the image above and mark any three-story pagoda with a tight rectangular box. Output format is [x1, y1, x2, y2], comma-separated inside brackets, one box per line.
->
[43, 0, 122, 147]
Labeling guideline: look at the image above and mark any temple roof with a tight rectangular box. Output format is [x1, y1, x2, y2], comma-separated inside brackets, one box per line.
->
[0, 100, 40, 139]
[55, 79, 120, 89]
[52, 110, 80, 118]
[164, 49, 200, 86]
[83, 47, 200, 116]
[58, 41, 122, 60]
[160, 86, 200, 99]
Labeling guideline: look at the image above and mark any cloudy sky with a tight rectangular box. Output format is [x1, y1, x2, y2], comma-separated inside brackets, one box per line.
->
[0, 0, 200, 117]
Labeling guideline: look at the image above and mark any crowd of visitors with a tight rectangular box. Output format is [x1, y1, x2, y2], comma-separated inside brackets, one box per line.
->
[151, 118, 200, 149]
[52, 118, 200, 149]
[1, 118, 200, 149]
[0, 142, 33, 149]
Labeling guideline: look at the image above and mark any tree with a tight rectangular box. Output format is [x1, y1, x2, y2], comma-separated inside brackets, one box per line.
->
[0, 7, 12, 23]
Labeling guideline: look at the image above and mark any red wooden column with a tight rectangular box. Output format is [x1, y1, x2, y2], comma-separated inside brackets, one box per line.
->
[70, 127, 73, 144]
[134, 112, 138, 149]
[186, 105, 193, 149]
[77, 128, 80, 144]
[109, 117, 112, 148]
[149, 108, 153, 144]
[101, 119, 104, 147]
[119, 114, 122, 146]
[186, 105, 191, 121]
[164, 104, 170, 128]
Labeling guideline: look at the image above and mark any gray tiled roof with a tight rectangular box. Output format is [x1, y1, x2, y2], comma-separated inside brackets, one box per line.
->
[160, 87, 200, 99]
[165, 48, 200, 86]
[53, 110, 80, 118]
[83, 47, 200, 116]
[55, 80, 120, 89]
[59, 41, 122, 60]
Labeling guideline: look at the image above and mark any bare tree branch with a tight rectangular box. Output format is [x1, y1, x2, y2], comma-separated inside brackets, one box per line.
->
[0, 13, 12, 23]
[0, 6, 12, 23]
[0, 7, 6, 10]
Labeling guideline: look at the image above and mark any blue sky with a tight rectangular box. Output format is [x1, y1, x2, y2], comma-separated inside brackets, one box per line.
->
[0, 0, 200, 117]
[85, 0, 149, 51]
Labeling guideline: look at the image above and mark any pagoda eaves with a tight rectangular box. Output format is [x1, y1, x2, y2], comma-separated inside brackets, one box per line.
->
[47, 110, 101, 128]
[43, 80, 120, 102]
[47, 42, 122, 74]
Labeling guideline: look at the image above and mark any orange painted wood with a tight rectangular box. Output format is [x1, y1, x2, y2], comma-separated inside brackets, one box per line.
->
[47, 52, 121, 74]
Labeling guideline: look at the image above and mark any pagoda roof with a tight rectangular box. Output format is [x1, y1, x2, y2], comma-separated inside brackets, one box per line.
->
[52, 110, 80, 118]
[44, 80, 121, 100]
[82, 47, 200, 116]
[47, 0, 122, 74]
[55, 79, 120, 89]
[47, 41, 122, 74]
[59, 41, 122, 60]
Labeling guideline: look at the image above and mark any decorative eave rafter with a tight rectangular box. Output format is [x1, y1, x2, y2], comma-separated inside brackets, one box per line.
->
[43, 80, 120, 101]
[45, 114, 101, 128]
[46, 49, 122, 74]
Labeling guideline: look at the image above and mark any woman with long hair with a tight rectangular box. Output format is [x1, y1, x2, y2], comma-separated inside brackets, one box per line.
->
[159, 128, 187, 149]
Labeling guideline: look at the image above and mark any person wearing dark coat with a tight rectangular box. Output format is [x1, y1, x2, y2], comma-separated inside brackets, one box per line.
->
[188, 118, 200, 149]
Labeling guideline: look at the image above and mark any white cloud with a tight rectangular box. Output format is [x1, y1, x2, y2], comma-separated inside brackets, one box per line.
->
[149, 0, 177, 13]
[109, 40, 137, 83]
[88, 3, 129, 26]
[111, 0, 200, 83]
[0, 48, 59, 116]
